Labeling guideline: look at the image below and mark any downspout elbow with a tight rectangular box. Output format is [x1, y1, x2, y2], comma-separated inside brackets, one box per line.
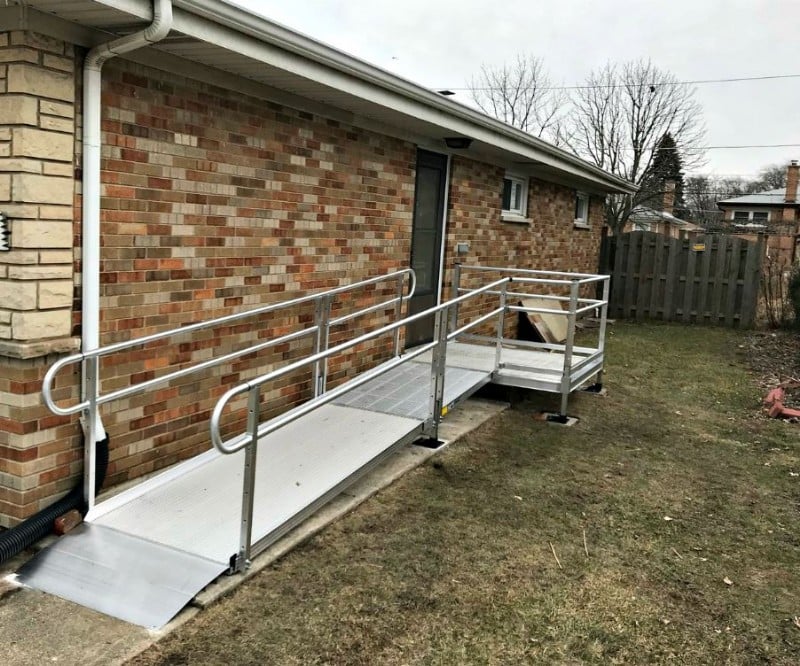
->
[85, 0, 173, 70]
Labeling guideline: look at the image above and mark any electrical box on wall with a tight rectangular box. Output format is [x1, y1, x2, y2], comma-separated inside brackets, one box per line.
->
[0, 212, 10, 252]
[456, 242, 470, 255]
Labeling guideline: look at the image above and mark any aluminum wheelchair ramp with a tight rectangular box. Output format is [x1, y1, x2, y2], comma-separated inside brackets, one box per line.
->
[18, 404, 423, 628]
[23, 265, 610, 629]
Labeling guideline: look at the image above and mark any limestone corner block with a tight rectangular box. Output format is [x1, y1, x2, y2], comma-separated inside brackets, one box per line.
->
[12, 128, 73, 161]
[0, 95, 38, 126]
[11, 309, 71, 339]
[14, 220, 72, 249]
[0, 173, 9, 200]
[0, 279, 37, 310]
[6, 64, 73, 102]
[12, 173, 73, 205]
[38, 280, 73, 309]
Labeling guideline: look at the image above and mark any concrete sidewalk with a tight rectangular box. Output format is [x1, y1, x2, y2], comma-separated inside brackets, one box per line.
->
[0, 397, 507, 666]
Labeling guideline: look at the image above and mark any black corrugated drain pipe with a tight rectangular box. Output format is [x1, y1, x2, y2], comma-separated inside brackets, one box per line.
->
[0, 436, 109, 565]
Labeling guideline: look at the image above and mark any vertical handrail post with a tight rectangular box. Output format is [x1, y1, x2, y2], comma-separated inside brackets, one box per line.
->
[559, 279, 580, 417]
[494, 279, 508, 372]
[595, 276, 610, 387]
[425, 308, 449, 440]
[449, 263, 462, 335]
[82, 355, 99, 511]
[393, 273, 404, 356]
[312, 295, 331, 397]
[236, 387, 260, 573]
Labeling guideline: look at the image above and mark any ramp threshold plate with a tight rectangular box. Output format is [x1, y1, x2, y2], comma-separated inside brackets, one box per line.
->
[19, 404, 423, 628]
[17, 524, 227, 629]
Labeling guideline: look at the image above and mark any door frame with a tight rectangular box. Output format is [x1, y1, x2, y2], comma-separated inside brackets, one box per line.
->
[406, 148, 451, 346]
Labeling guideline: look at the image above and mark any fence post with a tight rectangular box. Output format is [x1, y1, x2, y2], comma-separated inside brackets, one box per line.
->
[740, 233, 765, 327]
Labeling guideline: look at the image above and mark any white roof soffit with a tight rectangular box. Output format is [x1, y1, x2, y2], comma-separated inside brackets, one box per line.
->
[24, 0, 635, 194]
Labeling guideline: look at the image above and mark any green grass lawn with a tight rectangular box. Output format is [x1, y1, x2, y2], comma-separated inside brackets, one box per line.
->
[132, 323, 800, 665]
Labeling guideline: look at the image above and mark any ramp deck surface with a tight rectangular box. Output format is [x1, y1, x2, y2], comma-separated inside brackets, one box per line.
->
[18, 341, 600, 628]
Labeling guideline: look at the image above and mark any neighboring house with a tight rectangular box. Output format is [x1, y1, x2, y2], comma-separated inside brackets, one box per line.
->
[717, 161, 799, 263]
[622, 179, 700, 238]
[0, 0, 634, 526]
[624, 206, 701, 239]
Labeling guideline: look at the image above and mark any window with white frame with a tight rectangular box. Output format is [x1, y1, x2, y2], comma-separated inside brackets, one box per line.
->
[732, 210, 769, 224]
[574, 192, 589, 227]
[501, 174, 528, 220]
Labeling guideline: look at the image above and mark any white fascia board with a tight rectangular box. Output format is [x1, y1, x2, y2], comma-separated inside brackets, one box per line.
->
[91, 0, 636, 193]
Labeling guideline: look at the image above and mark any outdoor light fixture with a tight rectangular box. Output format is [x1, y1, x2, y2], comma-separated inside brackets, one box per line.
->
[444, 137, 473, 149]
[0, 212, 9, 252]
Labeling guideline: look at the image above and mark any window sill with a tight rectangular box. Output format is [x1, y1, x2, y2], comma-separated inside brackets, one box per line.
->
[573, 221, 591, 230]
[501, 213, 530, 225]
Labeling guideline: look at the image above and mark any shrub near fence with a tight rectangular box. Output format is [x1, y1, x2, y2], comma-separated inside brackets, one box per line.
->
[599, 231, 765, 327]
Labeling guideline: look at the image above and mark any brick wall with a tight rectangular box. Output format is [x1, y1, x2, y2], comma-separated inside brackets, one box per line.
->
[1, 44, 608, 525]
[89, 59, 416, 489]
[0, 31, 81, 527]
[443, 156, 605, 329]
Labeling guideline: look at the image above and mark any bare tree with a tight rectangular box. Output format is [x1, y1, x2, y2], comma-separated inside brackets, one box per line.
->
[469, 54, 567, 141]
[748, 163, 787, 191]
[563, 60, 706, 232]
[684, 175, 724, 227]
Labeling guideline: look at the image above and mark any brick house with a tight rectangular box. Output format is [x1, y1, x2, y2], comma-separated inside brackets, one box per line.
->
[0, 0, 634, 527]
[717, 160, 800, 263]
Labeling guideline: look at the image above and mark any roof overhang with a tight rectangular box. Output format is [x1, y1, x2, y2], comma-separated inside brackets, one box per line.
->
[9, 0, 636, 195]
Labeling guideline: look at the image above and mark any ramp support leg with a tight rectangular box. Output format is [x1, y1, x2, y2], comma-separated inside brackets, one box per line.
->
[234, 387, 260, 573]
[424, 309, 449, 440]
[556, 279, 580, 420]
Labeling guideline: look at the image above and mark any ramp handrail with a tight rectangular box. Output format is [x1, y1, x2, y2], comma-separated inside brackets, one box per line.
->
[451, 264, 610, 419]
[42, 268, 416, 417]
[41, 268, 415, 512]
[209, 276, 511, 571]
[210, 277, 510, 454]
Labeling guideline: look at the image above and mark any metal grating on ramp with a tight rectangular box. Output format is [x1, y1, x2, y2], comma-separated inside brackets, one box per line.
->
[332, 362, 490, 420]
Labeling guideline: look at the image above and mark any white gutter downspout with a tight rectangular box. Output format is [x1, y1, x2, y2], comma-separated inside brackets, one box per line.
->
[81, 0, 173, 509]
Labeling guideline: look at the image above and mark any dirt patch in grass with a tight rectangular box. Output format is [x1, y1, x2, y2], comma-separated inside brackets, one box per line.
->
[131, 322, 800, 665]
[741, 329, 800, 407]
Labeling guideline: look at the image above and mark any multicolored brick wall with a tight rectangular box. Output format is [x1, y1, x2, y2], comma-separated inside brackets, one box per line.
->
[444, 156, 605, 330]
[90, 58, 418, 490]
[1, 42, 608, 526]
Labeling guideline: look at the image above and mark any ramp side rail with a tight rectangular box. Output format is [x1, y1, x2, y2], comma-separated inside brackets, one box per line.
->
[209, 277, 512, 571]
[451, 264, 610, 418]
[42, 269, 416, 512]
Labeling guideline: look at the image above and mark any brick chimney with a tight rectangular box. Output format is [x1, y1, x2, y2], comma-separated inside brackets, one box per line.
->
[786, 160, 799, 203]
[662, 179, 676, 216]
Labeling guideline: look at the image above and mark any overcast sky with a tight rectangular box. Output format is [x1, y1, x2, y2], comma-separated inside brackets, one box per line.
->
[235, 0, 799, 180]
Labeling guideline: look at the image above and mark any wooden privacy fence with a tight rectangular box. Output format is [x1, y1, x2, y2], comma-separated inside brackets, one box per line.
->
[599, 231, 764, 327]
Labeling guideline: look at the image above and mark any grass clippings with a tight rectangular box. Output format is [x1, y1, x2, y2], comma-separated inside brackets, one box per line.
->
[131, 323, 800, 665]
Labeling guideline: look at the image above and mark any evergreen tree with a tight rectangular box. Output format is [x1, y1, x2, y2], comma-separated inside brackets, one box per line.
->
[639, 133, 688, 218]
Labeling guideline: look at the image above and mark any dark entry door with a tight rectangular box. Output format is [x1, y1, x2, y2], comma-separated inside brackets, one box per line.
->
[406, 149, 448, 347]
